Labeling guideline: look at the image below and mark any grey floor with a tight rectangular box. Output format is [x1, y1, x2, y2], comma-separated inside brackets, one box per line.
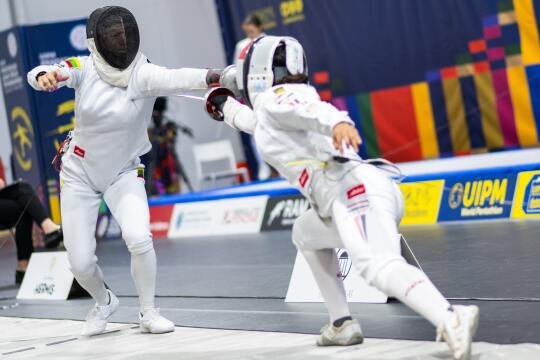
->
[1, 220, 539, 344]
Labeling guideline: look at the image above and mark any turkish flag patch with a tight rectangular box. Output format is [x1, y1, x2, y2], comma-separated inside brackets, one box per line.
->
[347, 184, 366, 199]
[299, 169, 309, 188]
[73, 145, 85, 158]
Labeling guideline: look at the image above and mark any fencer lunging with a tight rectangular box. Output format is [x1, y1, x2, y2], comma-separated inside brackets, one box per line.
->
[205, 36, 479, 360]
[27, 6, 220, 336]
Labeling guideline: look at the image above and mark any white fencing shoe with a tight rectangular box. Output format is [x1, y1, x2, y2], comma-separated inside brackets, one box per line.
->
[316, 318, 364, 346]
[139, 309, 175, 334]
[81, 290, 119, 336]
[436, 305, 479, 360]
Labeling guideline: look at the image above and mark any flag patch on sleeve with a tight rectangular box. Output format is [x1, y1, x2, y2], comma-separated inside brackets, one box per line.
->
[63, 57, 81, 69]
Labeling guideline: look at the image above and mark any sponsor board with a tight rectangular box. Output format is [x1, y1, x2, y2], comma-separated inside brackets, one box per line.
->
[438, 174, 516, 221]
[511, 170, 540, 218]
[286, 250, 387, 303]
[400, 180, 444, 225]
[17, 252, 74, 300]
[261, 194, 311, 231]
[167, 196, 268, 238]
[149, 204, 174, 238]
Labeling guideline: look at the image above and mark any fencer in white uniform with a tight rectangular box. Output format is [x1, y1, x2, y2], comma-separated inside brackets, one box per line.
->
[27, 6, 219, 336]
[206, 36, 479, 360]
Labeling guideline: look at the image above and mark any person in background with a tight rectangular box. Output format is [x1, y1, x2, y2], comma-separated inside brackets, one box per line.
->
[233, 14, 266, 64]
[233, 14, 278, 180]
[143, 97, 193, 196]
[0, 179, 63, 284]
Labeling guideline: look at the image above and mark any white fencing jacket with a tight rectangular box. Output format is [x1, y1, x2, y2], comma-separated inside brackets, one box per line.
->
[222, 84, 356, 202]
[28, 55, 207, 191]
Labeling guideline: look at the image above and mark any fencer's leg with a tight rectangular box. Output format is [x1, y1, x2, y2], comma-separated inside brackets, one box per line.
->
[61, 179, 119, 336]
[61, 180, 108, 305]
[292, 209, 363, 346]
[331, 199, 452, 327]
[104, 169, 174, 333]
[292, 209, 350, 323]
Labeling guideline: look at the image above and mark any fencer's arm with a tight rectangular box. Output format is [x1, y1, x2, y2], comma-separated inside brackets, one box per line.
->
[222, 97, 256, 134]
[135, 63, 209, 97]
[267, 99, 355, 136]
[27, 57, 85, 91]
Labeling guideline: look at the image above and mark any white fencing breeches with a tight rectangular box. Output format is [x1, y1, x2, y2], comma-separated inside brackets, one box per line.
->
[61, 161, 155, 311]
[292, 163, 451, 327]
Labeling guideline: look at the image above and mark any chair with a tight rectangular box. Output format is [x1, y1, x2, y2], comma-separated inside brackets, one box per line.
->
[192, 140, 249, 190]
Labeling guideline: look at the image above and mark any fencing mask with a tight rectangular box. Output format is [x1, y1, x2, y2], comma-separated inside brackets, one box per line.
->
[86, 6, 140, 70]
[236, 36, 307, 108]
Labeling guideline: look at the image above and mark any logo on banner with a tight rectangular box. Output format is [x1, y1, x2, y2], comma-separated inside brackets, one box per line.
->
[439, 175, 515, 221]
[7, 32, 17, 58]
[337, 249, 352, 280]
[511, 171, 540, 218]
[223, 207, 261, 225]
[70, 24, 88, 51]
[524, 175, 540, 214]
[280, 0, 305, 25]
[11, 106, 34, 171]
[400, 180, 444, 225]
[261, 195, 310, 231]
[149, 204, 174, 238]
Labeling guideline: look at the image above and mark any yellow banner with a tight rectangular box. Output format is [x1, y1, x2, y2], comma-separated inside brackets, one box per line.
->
[510, 170, 540, 218]
[400, 180, 444, 225]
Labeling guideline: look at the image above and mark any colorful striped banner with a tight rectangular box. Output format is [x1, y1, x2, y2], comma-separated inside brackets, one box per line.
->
[507, 65, 538, 145]
[473, 72, 505, 148]
[442, 78, 470, 153]
[491, 68, 519, 145]
[459, 76, 486, 149]
[411, 82, 439, 158]
[514, 0, 540, 65]
[526, 64, 540, 140]
[370, 86, 421, 162]
[356, 94, 380, 159]
[428, 81, 453, 155]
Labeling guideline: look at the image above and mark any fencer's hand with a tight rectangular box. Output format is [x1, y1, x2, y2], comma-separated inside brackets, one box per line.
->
[333, 123, 362, 153]
[206, 69, 222, 87]
[205, 87, 235, 121]
[37, 70, 68, 92]
[0, 178, 5, 190]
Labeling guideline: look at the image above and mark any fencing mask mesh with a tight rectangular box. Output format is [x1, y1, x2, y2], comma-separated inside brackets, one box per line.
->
[86, 6, 140, 70]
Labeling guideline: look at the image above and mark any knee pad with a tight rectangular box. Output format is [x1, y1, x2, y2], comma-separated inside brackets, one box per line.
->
[69, 257, 97, 280]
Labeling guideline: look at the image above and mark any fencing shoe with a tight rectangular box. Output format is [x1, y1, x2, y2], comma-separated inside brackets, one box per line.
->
[139, 309, 175, 334]
[316, 318, 364, 346]
[436, 305, 479, 360]
[81, 290, 119, 336]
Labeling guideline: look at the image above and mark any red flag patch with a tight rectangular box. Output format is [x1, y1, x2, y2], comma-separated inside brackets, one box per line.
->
[347, 184, 366, 199]
[73, 145, 85, 158]
[299, 169, 309, 188]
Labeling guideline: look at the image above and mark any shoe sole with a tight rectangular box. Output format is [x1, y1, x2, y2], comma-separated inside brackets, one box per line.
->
[316, 333, 364, 346]
[140, 325, 175, 334]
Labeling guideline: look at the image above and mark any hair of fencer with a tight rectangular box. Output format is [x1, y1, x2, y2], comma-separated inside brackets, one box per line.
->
[272, 44, 309, 86]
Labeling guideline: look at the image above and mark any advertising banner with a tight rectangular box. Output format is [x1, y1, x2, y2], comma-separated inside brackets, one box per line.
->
[17, 251, 75, 301]
[261, 194, 310, 231]
[400, 180, 444, 225]
[286, 250, 387, 303]
[167, 196, 268, 238]
[511, 170, 540, 218]
[149, 204, 175, 238]
[438, 174, 516, 221]
[0, 28, 43, 191]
